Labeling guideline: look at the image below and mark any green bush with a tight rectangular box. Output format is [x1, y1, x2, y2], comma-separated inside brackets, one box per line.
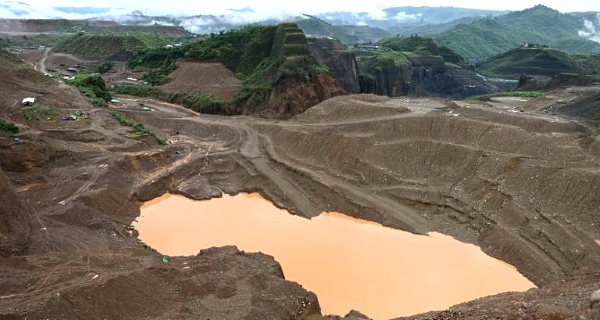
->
[141, 67, 175, 85]
[310, 64, 330, 73]
[0, 118, 19, 133]
[96, 62, 113, 74]
[69, 74, 112, 104]
[111, 86, 237, 115]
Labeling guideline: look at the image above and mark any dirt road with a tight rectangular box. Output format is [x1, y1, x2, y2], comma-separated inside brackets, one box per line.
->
[35, 47, 50, 74]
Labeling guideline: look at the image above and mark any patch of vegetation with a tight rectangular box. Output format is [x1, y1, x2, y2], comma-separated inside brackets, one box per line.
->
[112, 86, 235, 115]
[0, 38, 15, 48]
[19, 106, 61, 121]
[54, 32, 172, 60]
[17, 34, 69, 49]
[95, 62, 113, 74]
[129, 46, 184, 69]
[125, 23, 327, 114]
[379, 36, 440, 55]
[68, 74, 112, 106]
[140, 67, 175, 85]
[183, 25, 278, 78]
[468, 91, 543, 101]
[357, 36, 465, 69]
[310, 64, 330, 73]
[109, 111, 167, 145]
[354, 49, 411, 66]
[0, 118, 19, 134]
[0, 49, 22, 64]
[438, 46, 465, 64]
[478, 47, 600, 78]
[354, 36, 465, 96]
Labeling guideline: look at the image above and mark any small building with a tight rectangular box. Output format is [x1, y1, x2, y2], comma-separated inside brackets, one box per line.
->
[21, 97, 35, 106]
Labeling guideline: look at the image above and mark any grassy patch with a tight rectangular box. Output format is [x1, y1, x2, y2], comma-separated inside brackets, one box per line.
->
[54, 32, 173, 60]
[112, 86, 236, 115]
[0, 118, 19, 134]
[109, 111, 166, 145]
[468, 91, 543, 101]
[19, 106, 61, 121]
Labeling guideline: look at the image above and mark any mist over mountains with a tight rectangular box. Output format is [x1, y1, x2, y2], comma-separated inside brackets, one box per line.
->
[1, 1, 600, 49]
[579, 13, 600, 42]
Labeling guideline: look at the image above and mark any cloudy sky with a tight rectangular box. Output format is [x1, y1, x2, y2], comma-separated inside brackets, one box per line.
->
[13, 0, 600, 17]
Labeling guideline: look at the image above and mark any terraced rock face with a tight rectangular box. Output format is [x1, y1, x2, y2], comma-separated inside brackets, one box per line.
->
[257, 94, 600, 287]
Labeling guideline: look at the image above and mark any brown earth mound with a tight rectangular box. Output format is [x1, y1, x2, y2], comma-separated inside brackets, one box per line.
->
[1, 48, 600, 320]
[159, 60, 242, 100]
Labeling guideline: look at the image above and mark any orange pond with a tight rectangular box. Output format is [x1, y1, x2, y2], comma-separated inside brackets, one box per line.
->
[135, 193, 535, 319]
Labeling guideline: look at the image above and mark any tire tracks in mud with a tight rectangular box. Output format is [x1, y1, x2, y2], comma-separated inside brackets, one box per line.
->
[137, 105, 430, 234]
[110, 96, 600, 286]
[250, 125, 429, 233]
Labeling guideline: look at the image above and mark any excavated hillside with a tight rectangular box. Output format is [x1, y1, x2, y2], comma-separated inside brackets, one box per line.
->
[356, 37, 502, 99]
[231, 23, 346, 119]
[1, 48, 600, 320]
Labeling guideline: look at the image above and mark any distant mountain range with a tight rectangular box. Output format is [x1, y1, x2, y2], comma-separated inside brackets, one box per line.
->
[433, 5, 600, 60]
[316, 6, 509, 29]
[1, 1, 599, 60]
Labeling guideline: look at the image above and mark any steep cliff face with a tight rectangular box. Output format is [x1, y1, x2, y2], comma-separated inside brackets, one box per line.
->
[358, 54, 501, 99]
[355, 36, 502, 99]
[308, 38, 360, 94]
[268, 70, 345, 119]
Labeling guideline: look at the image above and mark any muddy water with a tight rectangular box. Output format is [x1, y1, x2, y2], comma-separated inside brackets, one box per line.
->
[135, 193, 535, 319]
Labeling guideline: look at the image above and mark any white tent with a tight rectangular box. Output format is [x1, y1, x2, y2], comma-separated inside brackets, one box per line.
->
[21, 97, 35, 106]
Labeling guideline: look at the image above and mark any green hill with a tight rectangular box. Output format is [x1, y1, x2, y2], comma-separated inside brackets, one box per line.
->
[434, 5, 600, 61]
[386, 17, 484, 37]
[478, 47, 600, 78]
[53, 32, 173, 60]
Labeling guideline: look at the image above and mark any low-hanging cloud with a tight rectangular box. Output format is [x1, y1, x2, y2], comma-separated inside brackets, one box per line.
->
[0, 1, 130, 20]
[578, 13, 600, 43]
[394, 12, 421, 21]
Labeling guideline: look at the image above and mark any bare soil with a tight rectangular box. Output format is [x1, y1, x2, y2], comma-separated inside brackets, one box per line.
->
[1, 53, 600, 320]
[159, 59, 242, 100]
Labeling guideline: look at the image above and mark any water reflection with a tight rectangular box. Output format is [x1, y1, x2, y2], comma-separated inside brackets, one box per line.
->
[135, 193, 535, 319]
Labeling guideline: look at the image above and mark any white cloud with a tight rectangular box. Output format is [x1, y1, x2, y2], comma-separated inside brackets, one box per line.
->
[394, 12, 421, 21]
[578, 13, 600, 43]
[2, 0, 600, 35]
[13, 0, 600, 17]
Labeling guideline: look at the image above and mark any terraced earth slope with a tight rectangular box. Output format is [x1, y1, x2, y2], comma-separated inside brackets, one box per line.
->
[1, 48, 600, 319]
